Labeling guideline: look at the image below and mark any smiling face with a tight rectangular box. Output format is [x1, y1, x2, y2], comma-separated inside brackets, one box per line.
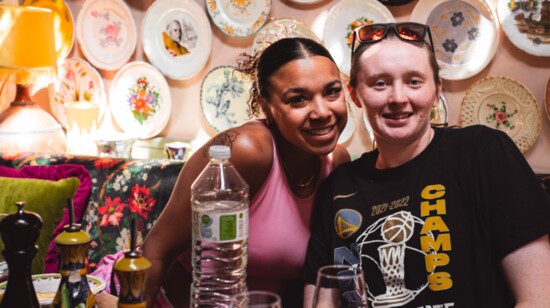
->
[349, 38, 441, 149]
[263, 55, 347, 156]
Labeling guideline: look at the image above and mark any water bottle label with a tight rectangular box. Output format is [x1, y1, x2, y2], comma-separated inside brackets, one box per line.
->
[194, 209, 248, 242]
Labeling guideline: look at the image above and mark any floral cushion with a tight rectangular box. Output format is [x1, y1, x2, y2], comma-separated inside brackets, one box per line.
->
[0, 152, 184, 272]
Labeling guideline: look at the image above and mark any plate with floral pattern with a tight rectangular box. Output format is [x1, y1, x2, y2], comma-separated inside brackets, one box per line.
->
[206, 0, 272, 38]
[460, 76, 540, 153]
[24, 0, 75, 61]
[497, 0, 550, 57]
[323, 0, 395, 76]
[410, 0, 499, 80]
[50, 58, 106, 129]
[252, 18, 320, 55]
[200, 66, 253, 133]
[109, 61, 171, 139]
[0, 274, 105, 305]
[142, 0, 212, 80]
[76, 0, 137, 70]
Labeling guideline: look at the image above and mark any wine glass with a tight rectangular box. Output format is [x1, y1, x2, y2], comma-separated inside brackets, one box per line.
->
[312, 264, 368, 308]
[231, 290, 282, 308]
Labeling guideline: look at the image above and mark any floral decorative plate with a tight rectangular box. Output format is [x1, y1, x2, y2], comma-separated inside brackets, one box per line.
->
[200, 66, 253, 133]
[323, 0, 395, 76]
[252, 18, 320, 55]
[109, 61, 172, 139]
[0, 274, 106, 305]
[206, 0, 272, 38]
[410, 0, 499, 80]
[142, 0, 212, 80]
[23, 0, 75, 61]
[50, 58, 106, 128]
[545, 76, 550, 121]
[460, 76, 541, 153]
[76, 0, 137, 70]
[497, 0, 550, 57]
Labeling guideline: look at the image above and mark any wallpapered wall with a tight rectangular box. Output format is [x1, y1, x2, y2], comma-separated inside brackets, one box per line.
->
[37, 0, 550, 173]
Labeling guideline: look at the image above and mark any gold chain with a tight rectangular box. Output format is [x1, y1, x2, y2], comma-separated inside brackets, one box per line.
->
[281, 159, 316, 188]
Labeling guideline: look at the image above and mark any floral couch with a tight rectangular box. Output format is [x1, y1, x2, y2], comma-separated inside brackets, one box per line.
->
[0, 152, 184, 273]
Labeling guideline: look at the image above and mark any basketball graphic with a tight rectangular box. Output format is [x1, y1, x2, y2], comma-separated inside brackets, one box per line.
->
[334, 209, 362, 239]
[381, 211, 414, 243]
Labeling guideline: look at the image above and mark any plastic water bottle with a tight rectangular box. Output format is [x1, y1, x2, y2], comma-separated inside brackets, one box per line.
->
[191, 145, 249, 307]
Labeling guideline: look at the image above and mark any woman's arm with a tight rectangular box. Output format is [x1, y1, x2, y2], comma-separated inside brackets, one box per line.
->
[502, 234, 550, 308]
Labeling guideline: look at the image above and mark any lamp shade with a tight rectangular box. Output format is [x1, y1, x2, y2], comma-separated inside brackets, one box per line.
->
[0, 6, 58, 85]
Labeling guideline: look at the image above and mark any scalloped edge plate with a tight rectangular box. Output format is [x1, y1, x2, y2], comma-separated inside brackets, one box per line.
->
[0, 274, 106, 305]
[24, 0, 75, 61]
[460, 76, 541, 153]
[76, 0, 137, 70]
[142, 0, 212, 80]
[411, 0, 499, 80]
[206, 0, 272, 38]
[323, 0, 395, 76]
[252, 17, 320, 55]
[200, 65, 253, 133]
[110, 61, 172, 139]
[497, 0, 550, 57]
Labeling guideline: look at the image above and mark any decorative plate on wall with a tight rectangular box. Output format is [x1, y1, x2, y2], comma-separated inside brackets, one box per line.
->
[76, 0, 137, 71]
[206, 0, 272, 38]
[142, 0, 212, 80]
[497, 0, 550, 57]
[200, 66, 253, 133]
[51, 58, 106, 128]
[252, 18, 320, 55]
[411, 0, 499, 80]
[24, 0, 75, 61]
[323, 0, 395, 76]
[109, 61, 172, 139]
[460, 76, 541, 153]
[0, 76, 15, 115]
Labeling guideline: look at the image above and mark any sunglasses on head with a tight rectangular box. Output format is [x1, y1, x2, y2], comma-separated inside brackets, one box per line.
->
[351, 22, 435, 57]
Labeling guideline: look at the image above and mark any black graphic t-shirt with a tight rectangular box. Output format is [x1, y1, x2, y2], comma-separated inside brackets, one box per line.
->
[304, 125, 550, 307]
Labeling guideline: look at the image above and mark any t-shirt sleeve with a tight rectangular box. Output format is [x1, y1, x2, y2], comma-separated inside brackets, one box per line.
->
[476, 127, 550, 260]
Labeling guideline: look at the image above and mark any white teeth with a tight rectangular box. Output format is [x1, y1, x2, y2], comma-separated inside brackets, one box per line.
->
[385, 113, 411, 120]
[309, 126, 332, 135]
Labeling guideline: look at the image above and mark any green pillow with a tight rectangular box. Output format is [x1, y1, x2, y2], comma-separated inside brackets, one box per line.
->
[0, 177, 80, 274]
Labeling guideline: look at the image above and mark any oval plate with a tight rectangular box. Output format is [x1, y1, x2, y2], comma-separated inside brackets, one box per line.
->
[323, 0, 395, 76]
[460, 76, 541, 153]
[110, 61, 172, 139]
[76, 0, 137, 70]
[411, 0, 499, 80]
[200, 66, 253, 133]
[206, 0, 272, 38]
[143, 0, 212, 80]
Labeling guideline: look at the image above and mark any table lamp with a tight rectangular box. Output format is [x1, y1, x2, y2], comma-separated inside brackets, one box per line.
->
[0, 6, 66, 153]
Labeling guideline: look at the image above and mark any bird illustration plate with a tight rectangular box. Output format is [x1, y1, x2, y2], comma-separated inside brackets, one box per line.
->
[0, 274, 105, 305]
[76, 0, 137, 70]
[460, 76, 541, 153]
[252, 18, 320, 55]
[23, 0, 75, 61]
[109, 61, 172, 139]
[142, 0, 212, 80]
[497, 0, 550, 57]
[323, 0, 395, 76]
[200, 66, 253, 133]
[206, 0, 272, 38]
[410, 0, 499, 80]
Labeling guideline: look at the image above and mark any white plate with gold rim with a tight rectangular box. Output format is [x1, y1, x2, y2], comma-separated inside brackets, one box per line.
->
[460, 76, 541, 153]
[76, 0, 137, 70]
[410, 0, 499, 80]
[0, 273, 105, 306]
[323, 0, 395, 76]
[142, 0, 212, 80]
[252, 18, 320, 55]
[206, 0, 272, 38]
[24, 0, 75, 61]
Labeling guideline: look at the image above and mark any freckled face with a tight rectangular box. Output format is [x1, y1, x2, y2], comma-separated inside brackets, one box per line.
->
[349, 39, 441, 147]
[265, 56, 347, 156]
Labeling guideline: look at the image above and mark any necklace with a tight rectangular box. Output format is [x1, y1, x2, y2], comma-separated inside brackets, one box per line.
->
[281, 159, 317, 188]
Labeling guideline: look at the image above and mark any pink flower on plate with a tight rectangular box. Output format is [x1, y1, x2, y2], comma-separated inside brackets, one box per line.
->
[64, 69, 75, 82]
[104, 23, 120, 42]
[495, 110, 508, 125]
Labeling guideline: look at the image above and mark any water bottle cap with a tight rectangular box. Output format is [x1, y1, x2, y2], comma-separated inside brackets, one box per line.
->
[209, 145, 231, 159]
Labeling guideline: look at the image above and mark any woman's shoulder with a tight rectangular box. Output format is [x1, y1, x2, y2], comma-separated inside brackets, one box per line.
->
[331, 144, 351, 169]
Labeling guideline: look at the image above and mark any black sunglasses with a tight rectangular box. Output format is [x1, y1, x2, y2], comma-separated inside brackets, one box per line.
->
[351, 22, 435, 57]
